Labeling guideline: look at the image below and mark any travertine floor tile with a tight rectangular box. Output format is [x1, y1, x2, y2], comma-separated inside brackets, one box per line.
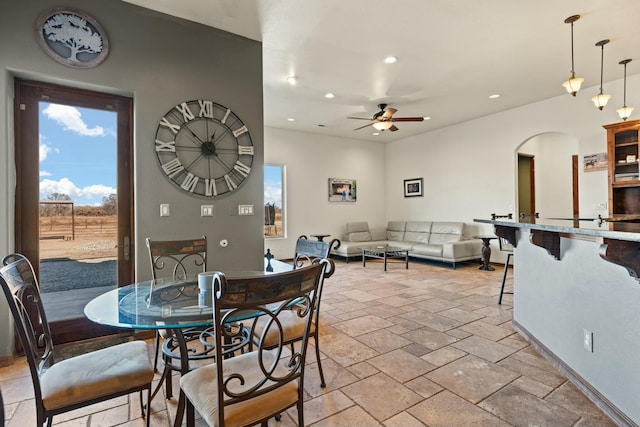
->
[333, 314, 394, 337]
[426, 354, 520, 403]
[341, 372, 423, 420]
[309, 405, 381, 427]
[407, 390, 511, 427]
[479, 384, 581, 427]
[451, 335, 518, 363]
[0, 260, 620, 427]
[367, 349, 436, 383]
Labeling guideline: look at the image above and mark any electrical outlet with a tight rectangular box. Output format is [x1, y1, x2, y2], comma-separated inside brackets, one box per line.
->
[583, 329, 593, 352]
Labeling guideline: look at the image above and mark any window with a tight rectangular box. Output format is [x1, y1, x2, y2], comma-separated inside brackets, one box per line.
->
[264, 165, 285, 238]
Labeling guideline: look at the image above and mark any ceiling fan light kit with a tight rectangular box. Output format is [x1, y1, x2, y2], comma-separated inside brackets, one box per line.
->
[348, 103, 424, 133]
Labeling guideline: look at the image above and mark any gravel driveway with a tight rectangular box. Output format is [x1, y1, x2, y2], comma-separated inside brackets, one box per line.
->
[40, 258, 117, 293]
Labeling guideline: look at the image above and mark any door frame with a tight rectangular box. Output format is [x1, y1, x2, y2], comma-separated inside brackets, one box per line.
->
[14, 79, 134, 343]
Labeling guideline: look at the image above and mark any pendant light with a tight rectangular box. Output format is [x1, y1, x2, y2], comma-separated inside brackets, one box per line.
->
[562, 15, 584, 96]
[617, 59, 634, 121]
[592, 40, 611, 110]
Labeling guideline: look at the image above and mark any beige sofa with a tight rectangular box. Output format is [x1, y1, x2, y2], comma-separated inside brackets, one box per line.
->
[331, 220, 482, 268]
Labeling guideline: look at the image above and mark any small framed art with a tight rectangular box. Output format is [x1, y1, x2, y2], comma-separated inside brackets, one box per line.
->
[328, 178, 357, 202]
[404, 178, 423, 197]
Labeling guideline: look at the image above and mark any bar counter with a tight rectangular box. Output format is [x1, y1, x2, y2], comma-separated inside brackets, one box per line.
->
[474, 217, 640, 427]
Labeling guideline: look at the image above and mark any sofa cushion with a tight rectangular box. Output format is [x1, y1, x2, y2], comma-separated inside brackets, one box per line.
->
[429, 222, 464, 244]
[386, 221, 406, 241]
[410, 244, 443, 257]
[403, 221, 432, 244]
[346, 222, 372, 242]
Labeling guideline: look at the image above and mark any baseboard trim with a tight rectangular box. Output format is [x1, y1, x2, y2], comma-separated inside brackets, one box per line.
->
[512, 320, 637, 427]
[0, 354, 14, 368]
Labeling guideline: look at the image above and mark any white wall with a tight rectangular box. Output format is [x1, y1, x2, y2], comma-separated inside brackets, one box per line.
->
[264, 127, 387, 258]
[384, 74, 640, 263]
[518, 132, 579, 219]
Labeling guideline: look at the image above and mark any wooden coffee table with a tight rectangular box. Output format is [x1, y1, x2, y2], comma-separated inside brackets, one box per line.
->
[361, 245, 409, 271]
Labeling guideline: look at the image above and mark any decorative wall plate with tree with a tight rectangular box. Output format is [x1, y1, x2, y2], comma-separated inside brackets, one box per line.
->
[37, 8, 109, 68]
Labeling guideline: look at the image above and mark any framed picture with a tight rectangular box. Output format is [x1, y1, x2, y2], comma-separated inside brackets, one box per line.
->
[583, 152, 607, 172]
[328, 178, 356, 202]
[404, 178, 423, 197]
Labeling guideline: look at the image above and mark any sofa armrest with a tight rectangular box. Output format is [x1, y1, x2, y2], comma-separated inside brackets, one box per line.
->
[442, 239, 483, 259]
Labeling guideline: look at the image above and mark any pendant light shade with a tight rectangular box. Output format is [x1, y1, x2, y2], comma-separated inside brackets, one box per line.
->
[617, 59, 634, 121]
[562, 15, 584, 96]
[592, 40, 611, 110]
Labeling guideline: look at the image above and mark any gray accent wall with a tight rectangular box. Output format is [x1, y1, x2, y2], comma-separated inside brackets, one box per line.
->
[0, 0, 263, 357]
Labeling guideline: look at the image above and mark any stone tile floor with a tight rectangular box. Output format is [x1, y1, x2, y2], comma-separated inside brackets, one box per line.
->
[0, 258, 617, 426]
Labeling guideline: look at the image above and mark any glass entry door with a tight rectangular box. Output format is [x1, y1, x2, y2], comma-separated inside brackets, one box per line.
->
[15, 79, 133, 344]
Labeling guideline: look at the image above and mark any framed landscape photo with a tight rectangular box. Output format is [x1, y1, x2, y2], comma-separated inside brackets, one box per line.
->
[404, 178, 422, 197]
[404, 178, 423, 197]
[328, 178, 357, 202]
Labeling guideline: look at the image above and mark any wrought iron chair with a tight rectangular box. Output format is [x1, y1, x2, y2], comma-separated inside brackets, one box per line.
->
[253, 235, 338, 387]
[0, 254, 154, 427]
[1, 385, 4, 427]
[180, 260, 329, 427]
[146, 236, 209, 398]
[498, 237, 514, 304]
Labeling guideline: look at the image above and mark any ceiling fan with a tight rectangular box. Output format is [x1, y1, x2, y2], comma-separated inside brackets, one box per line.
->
[348, 103, 424, 132]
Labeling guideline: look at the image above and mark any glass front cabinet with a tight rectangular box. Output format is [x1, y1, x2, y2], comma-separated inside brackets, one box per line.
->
[605, 119, 640, 216]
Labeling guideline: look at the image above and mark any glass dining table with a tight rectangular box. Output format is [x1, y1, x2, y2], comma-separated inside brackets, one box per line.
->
[83, 259, 292, 427]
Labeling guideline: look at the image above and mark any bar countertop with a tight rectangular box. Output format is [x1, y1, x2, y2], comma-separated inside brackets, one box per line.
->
[474, 216, 640, 243]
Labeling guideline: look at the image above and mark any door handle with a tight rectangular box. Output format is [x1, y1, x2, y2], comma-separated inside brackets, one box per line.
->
[123, 235, 130, 261]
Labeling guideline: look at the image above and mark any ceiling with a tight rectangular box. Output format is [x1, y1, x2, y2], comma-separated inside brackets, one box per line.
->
[122, 0, 640, 142]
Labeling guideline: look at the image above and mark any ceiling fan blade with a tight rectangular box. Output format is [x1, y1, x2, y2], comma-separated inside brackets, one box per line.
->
[382, 108, 397, 119]
[347, 116, 375, 121]
[389, 125, 399, 132]
[353, 122, 375, 131]
[391, 117, 424, 122]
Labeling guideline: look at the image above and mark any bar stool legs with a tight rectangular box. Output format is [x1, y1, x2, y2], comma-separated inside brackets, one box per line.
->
[499, 252, 513, 305]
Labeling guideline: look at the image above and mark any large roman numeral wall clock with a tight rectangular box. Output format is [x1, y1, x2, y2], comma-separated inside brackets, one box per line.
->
[154, 100, 254, 197]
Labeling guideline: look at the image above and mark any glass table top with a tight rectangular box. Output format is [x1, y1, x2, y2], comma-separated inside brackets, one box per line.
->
[84, 260, 293, 330]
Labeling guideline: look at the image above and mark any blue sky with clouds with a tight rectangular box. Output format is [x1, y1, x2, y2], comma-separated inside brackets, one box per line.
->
[39, 103, 117, 206]
[264, 165, 283, 208]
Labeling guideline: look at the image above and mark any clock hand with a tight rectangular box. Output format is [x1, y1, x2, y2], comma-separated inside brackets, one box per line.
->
[181, 122, 205, 146]
[211, 127, 232, 146]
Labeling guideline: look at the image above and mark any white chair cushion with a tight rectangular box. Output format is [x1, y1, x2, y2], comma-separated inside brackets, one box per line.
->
[180, 350, 299, 427]
[252, 310, 311, 348]
[41, 340, 154, 411]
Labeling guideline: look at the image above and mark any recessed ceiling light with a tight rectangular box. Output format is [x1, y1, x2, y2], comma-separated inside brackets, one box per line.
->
[423, 116, 431, 120]
[286, 76, 298, 85]
[384, 56, 398, 64]
[324, 92, 335, 99]
[287, 118, 295, 122]
[489, 94, 500, 99]
[373, 132, 380, 136]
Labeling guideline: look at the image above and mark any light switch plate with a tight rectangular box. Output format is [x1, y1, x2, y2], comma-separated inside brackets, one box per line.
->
[201, 205, 214, 217]
[238, 204, 254, 215]
[160, 204, 170, 217]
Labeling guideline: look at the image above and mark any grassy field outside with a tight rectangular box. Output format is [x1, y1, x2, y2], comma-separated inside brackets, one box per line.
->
[39, 215, 117, 260]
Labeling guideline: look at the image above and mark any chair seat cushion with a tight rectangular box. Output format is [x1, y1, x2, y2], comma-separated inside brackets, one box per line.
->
[252, 310, 310, 348]
[41, 340, 154, 411]
[180, 350, 299, 427]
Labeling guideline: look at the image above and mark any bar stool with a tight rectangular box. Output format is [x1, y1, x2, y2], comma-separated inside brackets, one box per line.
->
[498, 237, 514, 304]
